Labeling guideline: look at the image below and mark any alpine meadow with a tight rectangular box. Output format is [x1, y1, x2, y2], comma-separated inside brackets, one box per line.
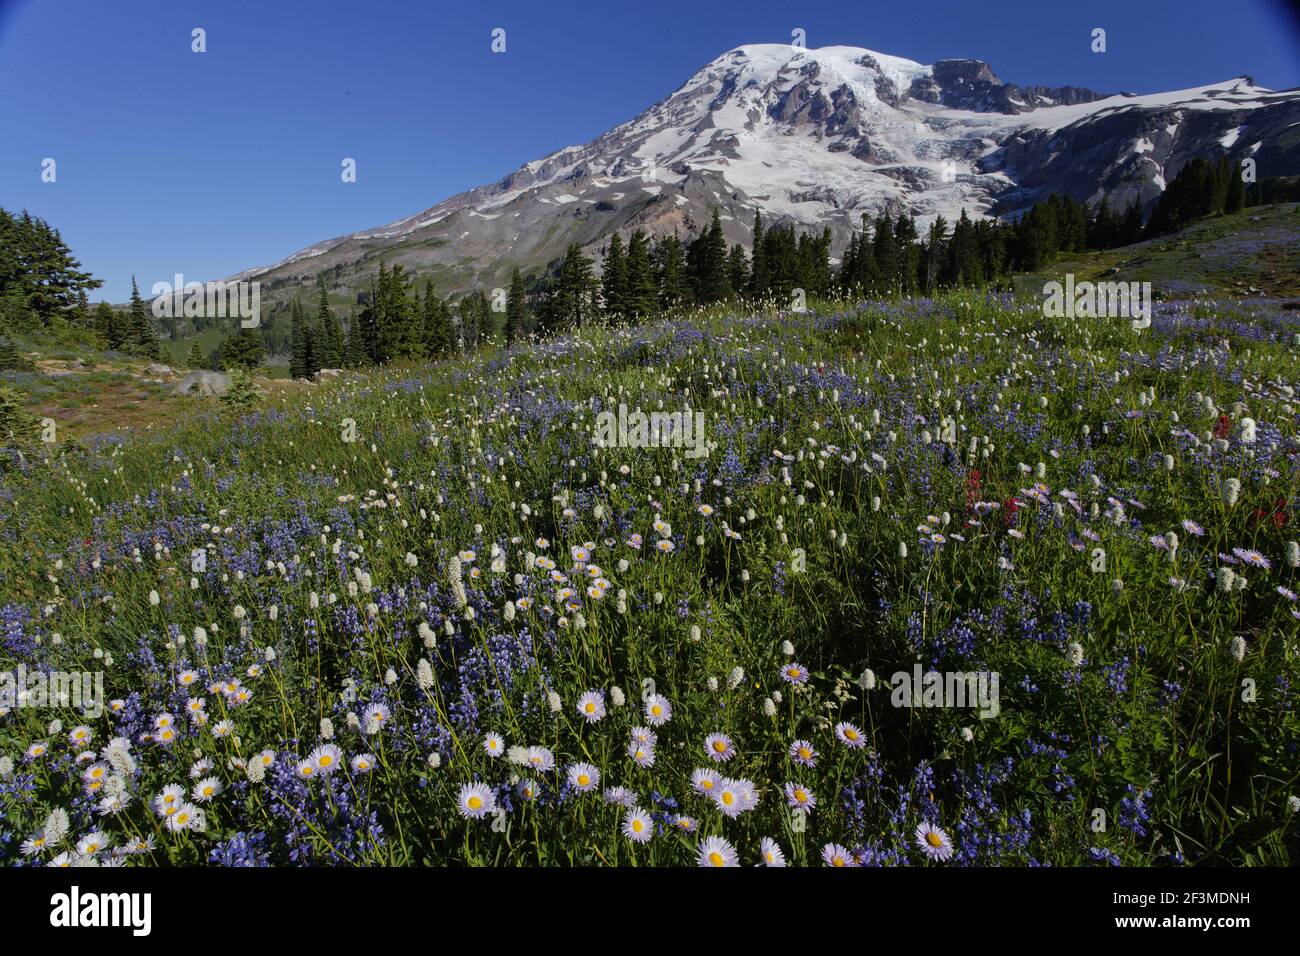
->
[1, 1, 1299, 878]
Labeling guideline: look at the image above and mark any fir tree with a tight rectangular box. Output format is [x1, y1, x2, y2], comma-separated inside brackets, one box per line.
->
[872, 215, 898, 294]
[726, 244, 749, 300]
[0, 336, 32, 372]
[601, 233, 628, 321]
[373, 263, 419, 361]
[623, 231, 657, 318]
[219, 327, 265, 370]
[316, 277, 344, 368]
[893, 217, 918, 294]
[506, 268, 528, 344]
[0, 207, 103, 326]
[1118, 200, 1145, 246]
[126, 276, 162, 359]
[93, 301, 122, 350]
[748, 210, 768, 299]
[344, 311, 369, 368]
[422, 282, 452, 359]
[923, 216, 948, 292]
[552, 243, 597, 329]
[1225, 160, 1247, 213]
[688, 209, 731, 303]
[654, 234, 688, 309]
[186, 341, 205, 368]
[220, 367, 260, 414]
[289, 298, 315, 379]
[1088, 197, 1118, 250]
[0, 384, 42, 452]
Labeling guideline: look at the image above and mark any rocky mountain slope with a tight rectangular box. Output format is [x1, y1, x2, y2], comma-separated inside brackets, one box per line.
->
[229, 43, 1300, 302]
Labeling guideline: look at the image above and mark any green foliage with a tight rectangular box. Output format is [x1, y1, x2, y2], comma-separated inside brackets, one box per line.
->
[219, 366, 260, 413]
[0, 206, 103, 328]
[505, 268, 529, 345]
[0, 336, 33, 371]
[219, 327, 266, 370]
[0, 294, 1296, 866]
[0, 383, 41, 452]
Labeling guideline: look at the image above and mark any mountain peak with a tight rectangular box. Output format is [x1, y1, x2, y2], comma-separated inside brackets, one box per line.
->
[227, 43, 1300, 302]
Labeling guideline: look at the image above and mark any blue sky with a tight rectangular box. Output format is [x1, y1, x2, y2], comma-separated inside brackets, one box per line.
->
[2, 0, 1297, 301]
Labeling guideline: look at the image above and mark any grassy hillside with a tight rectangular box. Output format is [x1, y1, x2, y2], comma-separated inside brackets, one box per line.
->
[1, 292, 1297, 866]
[1014, 203, 1300, 299]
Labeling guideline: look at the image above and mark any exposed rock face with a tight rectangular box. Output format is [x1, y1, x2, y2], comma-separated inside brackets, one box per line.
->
[216, 44, 1300, 308]
[174, 370, 231, 397]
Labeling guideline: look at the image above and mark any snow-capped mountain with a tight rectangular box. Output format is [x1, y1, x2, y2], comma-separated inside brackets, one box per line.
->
[233, 43, 1300, 298]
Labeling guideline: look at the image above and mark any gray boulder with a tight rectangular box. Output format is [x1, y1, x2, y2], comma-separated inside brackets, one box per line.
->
[174, 370, 231, 397]
[314, 368, 342, 381]
[146, 363, 174, 376]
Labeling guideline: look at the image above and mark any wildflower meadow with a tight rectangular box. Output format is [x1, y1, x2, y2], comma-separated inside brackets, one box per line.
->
[2, 293, 1297, 867]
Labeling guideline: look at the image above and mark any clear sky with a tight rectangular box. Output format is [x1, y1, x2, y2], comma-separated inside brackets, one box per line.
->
[2, 0, 1297, 301]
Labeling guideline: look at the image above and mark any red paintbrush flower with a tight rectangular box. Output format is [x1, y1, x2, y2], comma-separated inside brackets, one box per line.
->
[965, 469, 983, 509]
[1003, 496, 1020, 526]
[1252, 498, 1288, 531]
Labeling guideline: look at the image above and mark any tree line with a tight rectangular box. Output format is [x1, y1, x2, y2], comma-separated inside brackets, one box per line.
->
[3, 156, 1295, 373]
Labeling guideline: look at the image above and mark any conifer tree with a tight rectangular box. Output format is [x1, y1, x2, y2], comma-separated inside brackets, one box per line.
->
[126, 276, 162, 358]
[553, 243, 597, 329]
[219, 327, 265, 369]
[0, 207, 102, 326]
[748, 210, 768, 299]
[872, 215, 898, 294]
[727, 244, 749, 300]
[1225, 160, 1247, 214]
[94, 301, 122, 350]
[344, 311, 369, 368]
[506, 268, 528, 344]
[0, 336, 32, 371]
[623, 231, 657, 318]
[316, 277, 344, 368]
[422, 282, 452, 359]
[289, 298, 317, 379]
[1118, 200, 1145, 246]
[375, 264, 419, 361]
[893, 217, 918, 294]
[654, 234, 688, 309]
[924, 216, 948, 292]
[221, 367, 260, 414]
[688, 209, 731, 304]
[601, 233, 628, 321]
